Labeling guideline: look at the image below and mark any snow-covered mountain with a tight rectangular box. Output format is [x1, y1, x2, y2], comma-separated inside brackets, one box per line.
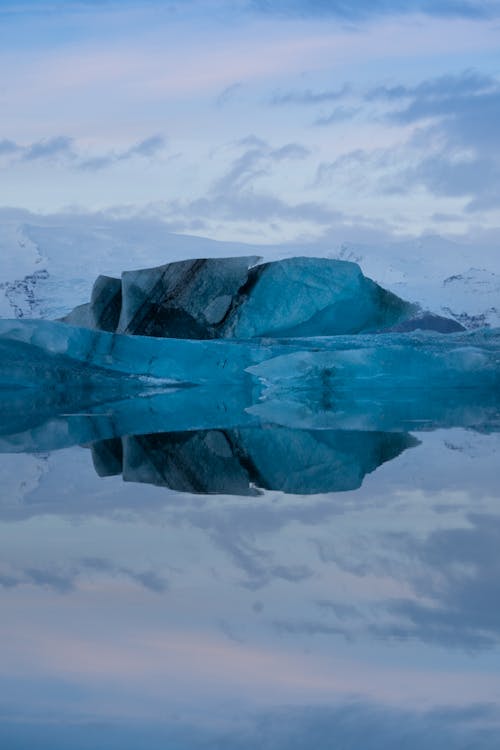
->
[0, 209, 499, 328]
[336, 236, 500, 329]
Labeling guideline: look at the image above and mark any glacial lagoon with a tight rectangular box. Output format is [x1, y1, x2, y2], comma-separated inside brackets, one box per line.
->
[0, 258, 499, 748]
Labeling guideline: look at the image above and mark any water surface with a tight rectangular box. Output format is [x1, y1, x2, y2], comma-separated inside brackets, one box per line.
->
[0, 403, 499, 748]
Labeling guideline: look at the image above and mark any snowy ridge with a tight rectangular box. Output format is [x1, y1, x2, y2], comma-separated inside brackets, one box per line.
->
[0, 219, 46, 318]
[0, 210, 499, 328]
[338, 236, 500, 329]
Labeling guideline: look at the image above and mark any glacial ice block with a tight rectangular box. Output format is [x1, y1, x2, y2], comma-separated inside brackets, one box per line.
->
[62, 256, 419, 338]
[385, 312, 465, 334]
[64, 275, 122, 332]
[220, 257, 413, 338]
[248, 328, 500, 390]
[0, 318, 266, 389]
[2, 319, 497, 396]
[117, 256, 261, 337]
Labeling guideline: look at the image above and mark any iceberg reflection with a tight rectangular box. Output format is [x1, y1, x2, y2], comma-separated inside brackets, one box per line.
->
[90, 428, 417, 495]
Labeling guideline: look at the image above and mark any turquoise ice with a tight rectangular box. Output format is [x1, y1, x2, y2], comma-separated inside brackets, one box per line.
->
[62, 256, 461, 339]
[0, 319, 499, 457]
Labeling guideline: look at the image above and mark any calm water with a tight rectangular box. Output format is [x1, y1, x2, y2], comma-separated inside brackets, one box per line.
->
[0, 411, 499, 748]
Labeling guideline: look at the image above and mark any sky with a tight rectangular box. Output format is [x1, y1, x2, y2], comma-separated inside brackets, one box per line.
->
[0, 0, 499, 244]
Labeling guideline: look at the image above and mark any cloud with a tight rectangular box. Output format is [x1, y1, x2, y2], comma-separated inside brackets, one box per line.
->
[3, 0, 500, 22]
[369, 69, 495, 106]
[0, 139, 21, 156]
[375, 71, 500, 148]
[162, 192, 341, 231]
[231, 703, 500, 750]
[380, 71, 500, 210]
[203, 524, 313, 589]
[313, 148, 397, 195]
[216, 82, 245, 106]
[270, 85, 349, 106]
[79, 134, 167, 170]
[313, 70, 500, 213]
[127, 133, 165, 157]
[0, 566, 75, 594]
[148, 136, 338, 231]
[249, 0, 500, 20]
[0, 133, 167, 170]
[22, 135, 75, 161]
[2, 701, 499, 749]
[81, 557, 169, 592]
[373, 513, 500, 650]
[314, 508, 500, 652]
[271, 143, 311, 160]
[273, 619, 348, 636]
[0, 558, 168, 594]
[212, 138, 310, 193]
[315, 106, 360, 125]
[405, 156, 500, 211]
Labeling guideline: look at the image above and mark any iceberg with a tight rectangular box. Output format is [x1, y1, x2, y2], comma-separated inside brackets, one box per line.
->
[385, 312, 465, 334]
[62, 256, 440, 339]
